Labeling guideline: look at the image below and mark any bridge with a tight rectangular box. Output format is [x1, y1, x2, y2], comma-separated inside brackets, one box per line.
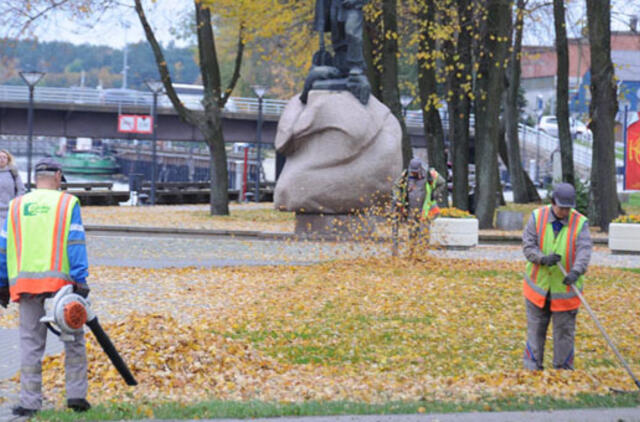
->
[0, 85, 428, 147]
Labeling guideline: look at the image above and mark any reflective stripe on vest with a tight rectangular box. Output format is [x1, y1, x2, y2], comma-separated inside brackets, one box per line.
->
[10, 196, 23, 272]
[7, 191, 76, 301]
[422, 170, 440, 219]
[523, 206, 587, 312]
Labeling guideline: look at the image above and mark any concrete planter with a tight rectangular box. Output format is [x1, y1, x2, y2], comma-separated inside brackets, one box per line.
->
[609, 223, 640, 253]
[430, 217, 479, 248]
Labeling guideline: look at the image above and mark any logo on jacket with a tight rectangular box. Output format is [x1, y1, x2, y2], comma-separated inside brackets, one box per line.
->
[23, 202, 51, 216]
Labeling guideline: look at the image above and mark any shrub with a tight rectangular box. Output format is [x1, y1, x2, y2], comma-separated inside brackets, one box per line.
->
[439, 207, 475, 219]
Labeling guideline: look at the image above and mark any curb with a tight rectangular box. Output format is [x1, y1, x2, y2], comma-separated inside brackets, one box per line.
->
[85, 225, 609, 245]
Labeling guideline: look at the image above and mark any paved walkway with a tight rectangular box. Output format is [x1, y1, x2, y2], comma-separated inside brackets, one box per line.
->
[85, 232, 639, 269]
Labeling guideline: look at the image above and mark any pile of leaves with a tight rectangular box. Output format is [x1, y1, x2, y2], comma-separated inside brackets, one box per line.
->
[3, 258, 637, 407]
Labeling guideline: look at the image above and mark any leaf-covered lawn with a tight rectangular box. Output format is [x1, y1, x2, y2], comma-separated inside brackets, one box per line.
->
[2, 257, 638, 406]
[82, 204, 295, 233]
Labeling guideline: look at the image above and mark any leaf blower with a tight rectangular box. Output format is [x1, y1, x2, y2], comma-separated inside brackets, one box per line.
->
[40, 285, 138, 386]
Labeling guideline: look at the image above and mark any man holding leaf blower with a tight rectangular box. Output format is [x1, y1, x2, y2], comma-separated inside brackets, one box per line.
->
[0, 158, 91, 417]
[522, 182, 592, 371]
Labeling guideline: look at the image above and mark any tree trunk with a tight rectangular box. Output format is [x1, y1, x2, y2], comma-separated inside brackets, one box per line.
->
[205, 120, 229, 215]
[448, 0, 473, 211]
[417, 0, 448, 187]
[473, 0, 512, 228]
[499, 119, 541, 202]
[586, 0, 619, 230]
[363, 13, 382, 100]
[554, 0, 575, 185]
[135, 0, 244, 215]
[504, 0, 530, 203]
[381, 0, 412, 168]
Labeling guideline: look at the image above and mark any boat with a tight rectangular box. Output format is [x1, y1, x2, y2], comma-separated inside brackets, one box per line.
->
[56, 151, 120, 175]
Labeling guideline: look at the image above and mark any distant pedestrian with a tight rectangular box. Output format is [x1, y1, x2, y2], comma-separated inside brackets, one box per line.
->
[0, 149, 25, 224]
[522, 183, 592, 370]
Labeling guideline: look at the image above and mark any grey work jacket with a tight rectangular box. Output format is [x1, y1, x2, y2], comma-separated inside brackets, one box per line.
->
[522, 208, 593, 275]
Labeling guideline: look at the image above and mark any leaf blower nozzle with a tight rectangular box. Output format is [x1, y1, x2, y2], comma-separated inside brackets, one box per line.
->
[41, 285, 138, 386]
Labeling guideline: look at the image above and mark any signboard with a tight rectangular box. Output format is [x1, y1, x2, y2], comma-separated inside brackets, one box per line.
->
[118, 115, 153, 134]
[625, 118, 640, 190]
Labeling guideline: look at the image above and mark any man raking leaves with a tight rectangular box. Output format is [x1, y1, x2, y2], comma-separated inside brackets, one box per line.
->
[521, 183, 592, 371]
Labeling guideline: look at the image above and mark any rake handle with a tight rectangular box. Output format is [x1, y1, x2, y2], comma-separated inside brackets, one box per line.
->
[556, 263, 640, 391]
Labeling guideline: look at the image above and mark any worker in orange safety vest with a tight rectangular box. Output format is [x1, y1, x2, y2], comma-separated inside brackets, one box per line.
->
[522, 183, 592, 370]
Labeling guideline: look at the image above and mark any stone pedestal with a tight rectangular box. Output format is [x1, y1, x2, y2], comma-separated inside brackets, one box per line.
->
[274, 90, 402, 214]
[295, 213, 376, 239]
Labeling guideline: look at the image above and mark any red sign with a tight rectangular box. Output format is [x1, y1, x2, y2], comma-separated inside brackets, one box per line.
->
[625, 118, 640, 190]
[118, 115, 153, 134]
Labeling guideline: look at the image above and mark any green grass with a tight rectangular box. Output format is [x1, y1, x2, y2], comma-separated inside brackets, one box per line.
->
[34, 393, 640, 421]
[621, 193, 640, 216]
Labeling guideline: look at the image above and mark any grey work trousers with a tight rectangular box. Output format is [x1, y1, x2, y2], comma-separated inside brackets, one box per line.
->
[19, 294, 88, 410]
[523, 297, 578, 370]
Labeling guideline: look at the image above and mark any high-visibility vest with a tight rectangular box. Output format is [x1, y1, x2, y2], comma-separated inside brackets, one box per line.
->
[6, 189, 77, 301]
[523, 205, 587, 311]
[421, 169, 440, 219]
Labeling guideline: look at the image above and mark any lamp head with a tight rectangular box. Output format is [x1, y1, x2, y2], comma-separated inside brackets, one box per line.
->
[400, 95, 414, 109]
[144, 80, 164, 94]
[252, 85, 267, 98]
[19, 71, 46, 87]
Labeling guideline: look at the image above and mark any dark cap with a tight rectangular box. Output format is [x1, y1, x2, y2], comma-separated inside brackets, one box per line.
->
[552, 183, 576, 208]
[408, 158, 424, 172]
[34, 157, 66, 182]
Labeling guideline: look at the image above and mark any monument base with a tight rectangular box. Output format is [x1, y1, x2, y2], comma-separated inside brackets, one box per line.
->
[295, 213, 377, 240]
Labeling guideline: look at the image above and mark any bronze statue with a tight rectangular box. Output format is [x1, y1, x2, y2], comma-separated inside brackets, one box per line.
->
[300, 0, 371, 105]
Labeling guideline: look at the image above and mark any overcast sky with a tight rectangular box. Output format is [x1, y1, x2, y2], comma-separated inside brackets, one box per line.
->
[34, 0, 192, 49]
[31, 1, 640, 49]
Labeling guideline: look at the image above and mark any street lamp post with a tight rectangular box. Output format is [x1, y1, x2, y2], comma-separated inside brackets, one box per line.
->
[400, 95, 414, 118]
[145, 80, 164, 205]
[19, 71, 45, 191]
[252, 85, 267, 203]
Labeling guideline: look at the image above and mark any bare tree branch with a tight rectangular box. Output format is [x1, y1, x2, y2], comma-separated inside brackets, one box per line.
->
[195, 1, 222, 108]
[221, 24, 245, 108]
[133, 0, 196, 124]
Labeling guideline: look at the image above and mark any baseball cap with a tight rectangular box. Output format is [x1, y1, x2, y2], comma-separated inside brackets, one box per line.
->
[35, 157, 66, 182]
[408, 158, 424, 172]
[552, 183, 576, 208]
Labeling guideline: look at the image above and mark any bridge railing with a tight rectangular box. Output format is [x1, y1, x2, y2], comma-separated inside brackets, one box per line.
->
[0, 84, 291, 115]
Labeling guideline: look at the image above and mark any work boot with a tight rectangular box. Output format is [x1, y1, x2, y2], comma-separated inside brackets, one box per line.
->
[67, 398, 91, 412]
[12, 406, 39, 417]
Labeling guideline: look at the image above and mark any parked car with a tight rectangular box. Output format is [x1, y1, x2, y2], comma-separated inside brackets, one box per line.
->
[537, 115, 591, 140]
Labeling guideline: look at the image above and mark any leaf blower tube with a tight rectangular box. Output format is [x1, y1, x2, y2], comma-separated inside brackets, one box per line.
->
[41, 285, 138, 386]
[86, 317, 137, 386]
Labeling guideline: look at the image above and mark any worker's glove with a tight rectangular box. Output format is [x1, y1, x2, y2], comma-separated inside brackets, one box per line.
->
[563, 270, 580, 286]
[73, 284, 90, 299]
[0, 286, 9, 309]
[539, 253, 562, 266]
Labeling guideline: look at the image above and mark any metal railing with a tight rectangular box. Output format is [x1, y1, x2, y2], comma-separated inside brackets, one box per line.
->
[0, 84, 289, 115]
[518, 123, 623, 170]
